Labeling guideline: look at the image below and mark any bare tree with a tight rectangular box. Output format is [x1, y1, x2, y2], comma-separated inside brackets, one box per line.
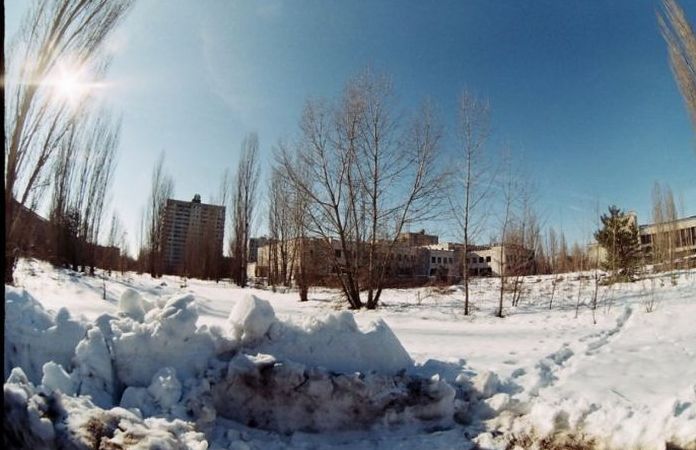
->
[362, 97, 447, 309]
[46, 109, 120, 274]
[277, 144, 313, 301]
[49, 120, 80, 268]
[513, 187, 542, 306]
[106, 213, 124, 274]
[5, 0, 134, 283]
[118, 231, 130, 275]
[292, 172, 312, 302]
[651, 182, 679, 271]
[79, 111, 120, 275]
[267, 164, 297, 287]
[495, 151, 520, 318]
[217, 168, 232, 209]
[231, 133, 261, 287]
[558, 231, 570, 274]
[590, 200, 603, 324]
[546, 226, 563, 309]
[450, 90, 493, 315]
[281, 70, 446, 309]
[659, 0, 696, 135]
[144, 153, 174, 278]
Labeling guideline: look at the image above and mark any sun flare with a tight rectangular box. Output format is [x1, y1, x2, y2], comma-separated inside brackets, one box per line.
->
[51, 65, 91, 103]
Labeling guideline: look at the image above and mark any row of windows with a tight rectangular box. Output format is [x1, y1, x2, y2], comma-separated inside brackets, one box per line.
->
[431, 256, 454, 264]
[641, 226, 696, 248]
[469, 256, 492, 264]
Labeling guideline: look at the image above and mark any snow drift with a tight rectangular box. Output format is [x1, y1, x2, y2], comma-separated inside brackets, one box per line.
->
[228, 294, 414, 374]
[4, 287, 462, 447]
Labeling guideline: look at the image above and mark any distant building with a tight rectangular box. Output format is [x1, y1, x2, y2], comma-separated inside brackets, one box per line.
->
[465, 244, 534, 277]
[397, 229, 438, 247]
[639, 215, 696, 261]
[589, 213, 696, 266]
[9, 199, 52, 259]
[248, 237, 269, 263]
[9, 198, 123, 269]
[422, 244, 458, 279]
[251, 227, 541, 285]
[162, 194, 225, 275]
[255, 237, 343, 281]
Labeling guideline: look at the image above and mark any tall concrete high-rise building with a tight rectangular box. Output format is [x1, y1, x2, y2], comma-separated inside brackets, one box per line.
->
[162, 194, 225, 275]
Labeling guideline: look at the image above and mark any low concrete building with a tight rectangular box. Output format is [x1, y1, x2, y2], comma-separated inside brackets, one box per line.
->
[252, 231, 535, 285]
[423, 244, 458, 279]
[639, 215, 696, 262]
[589, 213, 696, 267]
[465, 244, 534, 277]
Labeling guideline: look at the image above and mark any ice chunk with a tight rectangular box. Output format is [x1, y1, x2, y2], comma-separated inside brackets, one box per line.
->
[472, 370, 500, 399]
[74, 327, 115, 408]
[148, 367, 182, 410]
[41, 361, 76, 395]
[118, 288, 146, 322]
[121, 386, 157, 417]
[227, 294, 276, 344]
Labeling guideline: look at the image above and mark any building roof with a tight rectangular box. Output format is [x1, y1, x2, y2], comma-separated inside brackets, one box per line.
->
[639, 215, 696, 230]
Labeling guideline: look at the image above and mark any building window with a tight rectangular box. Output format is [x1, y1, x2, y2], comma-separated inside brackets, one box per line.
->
[437, 257, 442, 263]
[479, 257, 484, 263]
[335, 250, 342, 258]
[486, 256, 491, 262]
[431, 256, 436, 263]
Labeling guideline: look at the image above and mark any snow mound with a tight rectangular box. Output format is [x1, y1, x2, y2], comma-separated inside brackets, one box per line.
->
[5, 283, 467, 439]
[224, 294, 413, 374]
[258, 311, 414, 374]
[110, 293, 216, 386]
[212, 352, 456, 433]
[4, 369, 208, 450]
[523, 392, 696, 450]
[4, 287, 86, 384]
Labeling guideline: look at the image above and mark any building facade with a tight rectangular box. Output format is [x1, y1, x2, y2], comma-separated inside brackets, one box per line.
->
[397, 229, 439, 247]
[464, 244, 534, 277]
[162, 194, 225, 275]
[248, 237, 269, 263]
[639, 215, 696, 262]
[251, 229, 536, 285]
[589, 213, 696, 267]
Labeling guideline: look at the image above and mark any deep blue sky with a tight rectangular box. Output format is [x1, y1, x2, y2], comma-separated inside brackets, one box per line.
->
[6, 0, 696, 253]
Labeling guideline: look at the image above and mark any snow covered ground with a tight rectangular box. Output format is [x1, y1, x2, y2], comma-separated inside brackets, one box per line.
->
[5, 258, 696, 449]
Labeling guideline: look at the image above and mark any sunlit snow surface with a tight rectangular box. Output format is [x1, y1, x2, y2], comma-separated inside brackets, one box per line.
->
[5, 258, 696, 449]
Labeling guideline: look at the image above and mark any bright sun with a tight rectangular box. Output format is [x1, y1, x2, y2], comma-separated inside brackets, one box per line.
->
[52, 65, 90, 103]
